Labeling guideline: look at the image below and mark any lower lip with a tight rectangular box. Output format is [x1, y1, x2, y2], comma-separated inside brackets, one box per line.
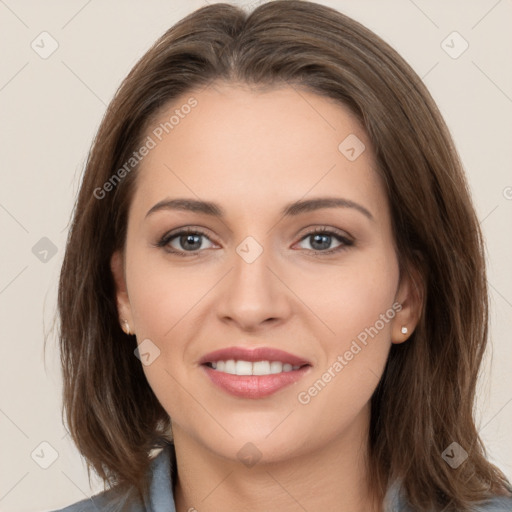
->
[201, 365, 311, 399]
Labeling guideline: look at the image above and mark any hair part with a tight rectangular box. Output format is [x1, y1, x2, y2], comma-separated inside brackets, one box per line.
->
[55, 1, 511, 509]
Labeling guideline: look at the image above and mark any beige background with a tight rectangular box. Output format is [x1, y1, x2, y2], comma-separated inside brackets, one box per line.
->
[1, 1, 511, 510]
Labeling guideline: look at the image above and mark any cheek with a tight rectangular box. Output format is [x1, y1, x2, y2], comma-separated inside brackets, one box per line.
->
[294, 252, 399, 414]
[126, 250, 207, 340]
[124, 254, 204, 419]
[299, 250, 399, 346]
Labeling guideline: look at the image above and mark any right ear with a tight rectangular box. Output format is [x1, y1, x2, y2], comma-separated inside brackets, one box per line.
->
[110, 250, 133, 331]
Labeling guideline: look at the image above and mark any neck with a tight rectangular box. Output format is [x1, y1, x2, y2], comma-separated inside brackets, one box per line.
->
[171, 404, 382, 512]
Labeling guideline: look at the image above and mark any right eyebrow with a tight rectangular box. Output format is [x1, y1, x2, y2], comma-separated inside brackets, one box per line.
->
[145, 198, 223, 219]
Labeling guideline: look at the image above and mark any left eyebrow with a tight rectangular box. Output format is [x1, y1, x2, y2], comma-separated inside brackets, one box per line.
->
[281, 197, 374, 221]
[145, 196, 374, 222]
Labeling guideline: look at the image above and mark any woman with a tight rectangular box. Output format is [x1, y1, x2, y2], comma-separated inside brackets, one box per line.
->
[51, 1, 512, 511]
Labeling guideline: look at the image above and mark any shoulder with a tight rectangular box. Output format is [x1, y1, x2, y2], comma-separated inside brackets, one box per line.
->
[384, 479, 512, 512]
[47, 486, 143, 512]
[47, 444, 176, 512]
[470, 494, 512, 511]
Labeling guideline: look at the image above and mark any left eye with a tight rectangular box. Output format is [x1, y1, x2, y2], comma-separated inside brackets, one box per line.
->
[296, 230, 352, 253]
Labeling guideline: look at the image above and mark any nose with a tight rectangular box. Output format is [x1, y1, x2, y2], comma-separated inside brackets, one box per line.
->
[215, 241, 293, 332]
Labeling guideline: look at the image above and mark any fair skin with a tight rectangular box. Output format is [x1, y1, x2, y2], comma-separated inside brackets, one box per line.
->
[111, 81, 421, 512]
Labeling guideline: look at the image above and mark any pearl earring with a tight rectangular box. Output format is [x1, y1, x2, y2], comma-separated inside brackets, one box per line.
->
[121, 319, 132, 335]
[401, 326, 408, 335]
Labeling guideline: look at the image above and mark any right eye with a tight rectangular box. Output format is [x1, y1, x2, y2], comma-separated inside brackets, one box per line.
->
[157, 228, 216, 256]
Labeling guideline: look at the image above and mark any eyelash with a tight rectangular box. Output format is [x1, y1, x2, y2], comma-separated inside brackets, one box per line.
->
[155, 226, 354, 257]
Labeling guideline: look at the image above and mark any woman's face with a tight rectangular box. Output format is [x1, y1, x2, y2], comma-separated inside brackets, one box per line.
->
[112, 81, 417, 464]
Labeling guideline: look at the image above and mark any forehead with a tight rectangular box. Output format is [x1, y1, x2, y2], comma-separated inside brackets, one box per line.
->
[130, 81, 386, 221]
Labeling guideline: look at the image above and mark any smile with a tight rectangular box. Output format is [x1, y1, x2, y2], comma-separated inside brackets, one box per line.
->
[202, 364, 311, 399]
[206, 359, 302, 375]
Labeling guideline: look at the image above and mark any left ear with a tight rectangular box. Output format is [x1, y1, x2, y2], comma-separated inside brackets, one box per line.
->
[391, 262, 424, 344]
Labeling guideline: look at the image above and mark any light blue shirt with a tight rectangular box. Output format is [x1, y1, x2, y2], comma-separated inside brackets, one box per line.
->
[49, 443, 512, 511]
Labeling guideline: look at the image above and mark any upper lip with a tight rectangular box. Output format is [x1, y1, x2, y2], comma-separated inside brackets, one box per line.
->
[199, 346, 311, 367]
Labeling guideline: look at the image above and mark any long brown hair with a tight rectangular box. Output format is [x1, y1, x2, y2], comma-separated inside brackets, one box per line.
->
[54, 1, 511, 509]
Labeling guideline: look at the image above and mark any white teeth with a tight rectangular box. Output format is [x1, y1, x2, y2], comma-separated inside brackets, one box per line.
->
[208, 360, 301, 376]
[235, 360, 253, 375]
[253, 361, 271, 375]
[270, 361, 283, 374]
[225, 359, 236, 374]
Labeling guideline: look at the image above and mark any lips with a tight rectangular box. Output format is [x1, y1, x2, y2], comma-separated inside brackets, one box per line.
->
[199, 346, 312, 399]
[199, 346, 311, 367]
